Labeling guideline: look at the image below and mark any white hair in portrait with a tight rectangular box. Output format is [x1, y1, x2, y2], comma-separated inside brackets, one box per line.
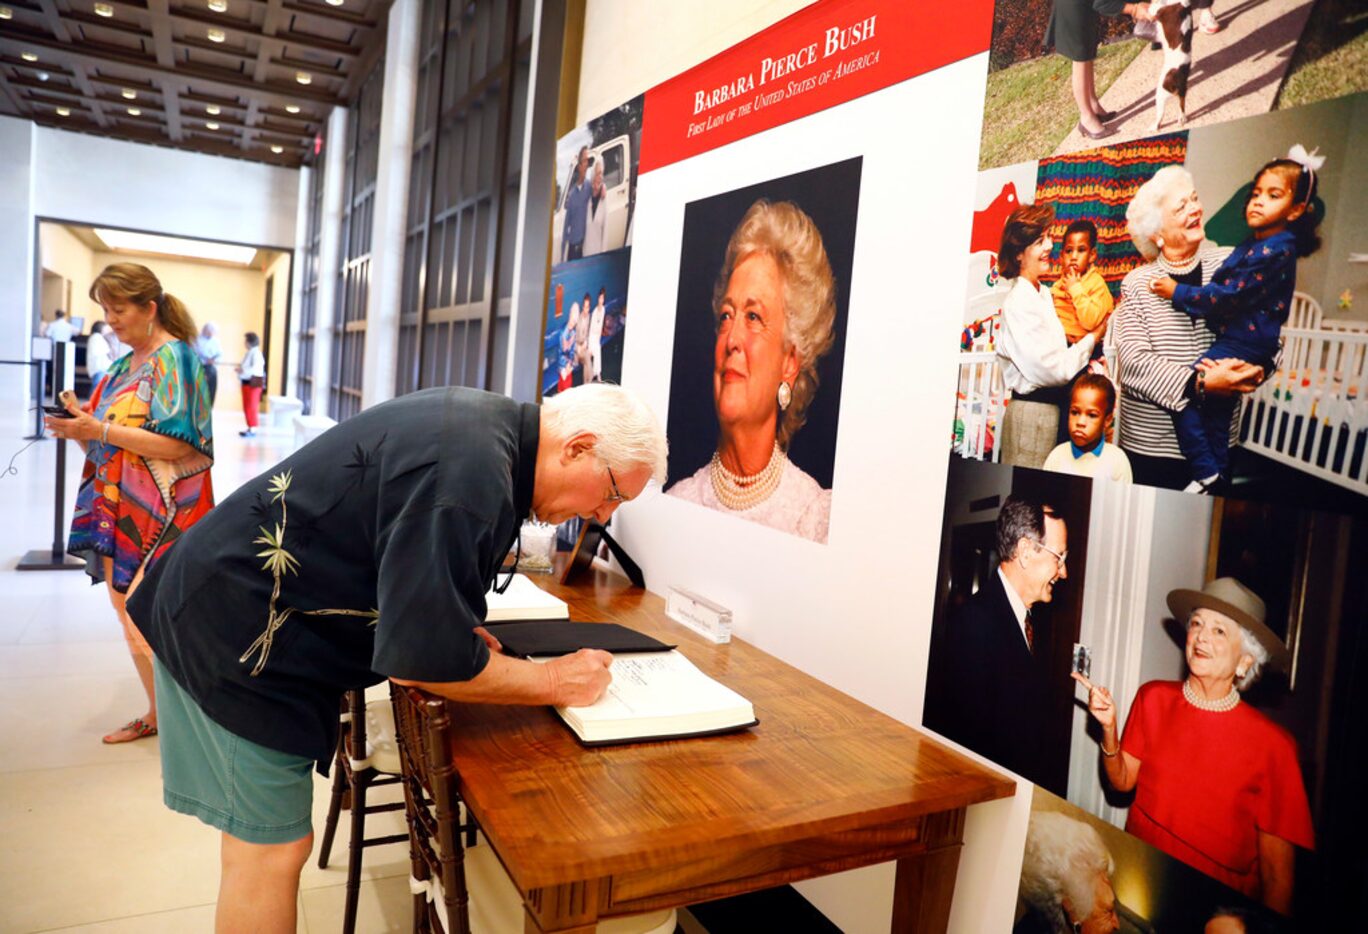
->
[543, 383, 669, 484]
[1125, 165, 1197, 261]
[1019, 811, 1114, 934]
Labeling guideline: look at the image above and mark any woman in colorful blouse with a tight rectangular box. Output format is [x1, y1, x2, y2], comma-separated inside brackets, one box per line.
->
[1072, 578, 1313, 915]
[45, 263, 215, 744]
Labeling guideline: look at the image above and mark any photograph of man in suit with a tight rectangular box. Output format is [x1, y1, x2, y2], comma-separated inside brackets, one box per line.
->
[924, 495, 1069, 787]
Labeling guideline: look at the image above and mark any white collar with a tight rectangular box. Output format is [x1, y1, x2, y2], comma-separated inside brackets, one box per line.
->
[997, 566, 1031, 646]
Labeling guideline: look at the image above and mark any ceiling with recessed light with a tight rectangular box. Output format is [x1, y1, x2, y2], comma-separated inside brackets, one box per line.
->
[0, 0, 391, 168]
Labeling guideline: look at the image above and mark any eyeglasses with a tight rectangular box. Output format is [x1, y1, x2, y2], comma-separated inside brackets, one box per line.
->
[605, 466, 624, 504]
[1036, 541, 1068, 568]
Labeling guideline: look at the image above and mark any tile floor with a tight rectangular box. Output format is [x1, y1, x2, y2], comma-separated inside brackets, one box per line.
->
[0, 407, 418, 933]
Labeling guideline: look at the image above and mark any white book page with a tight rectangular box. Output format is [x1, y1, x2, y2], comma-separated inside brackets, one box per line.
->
[563, 651, 750, 722]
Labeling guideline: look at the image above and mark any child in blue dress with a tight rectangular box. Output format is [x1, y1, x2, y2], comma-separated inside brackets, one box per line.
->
[1150, 146, 1326, 492]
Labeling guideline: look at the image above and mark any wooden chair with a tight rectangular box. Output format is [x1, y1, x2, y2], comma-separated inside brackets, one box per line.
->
[389, 683, 677, 933]
[318, 685, 410, 934]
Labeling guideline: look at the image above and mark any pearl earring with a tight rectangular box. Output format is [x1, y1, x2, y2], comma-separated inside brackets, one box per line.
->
[777, 381, 792, 411]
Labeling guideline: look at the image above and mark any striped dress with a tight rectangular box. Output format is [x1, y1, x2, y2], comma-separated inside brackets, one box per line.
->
[1113, 244, 1237, 460]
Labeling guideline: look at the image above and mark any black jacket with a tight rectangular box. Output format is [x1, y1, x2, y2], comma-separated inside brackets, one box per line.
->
[923, 570, 1051, 786]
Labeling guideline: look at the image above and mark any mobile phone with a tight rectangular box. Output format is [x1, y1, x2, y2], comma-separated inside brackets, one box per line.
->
[43, 404, 76, 419]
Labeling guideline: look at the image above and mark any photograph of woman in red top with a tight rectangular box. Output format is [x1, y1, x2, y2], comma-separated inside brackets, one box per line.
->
[1073, 578, 1314, 915]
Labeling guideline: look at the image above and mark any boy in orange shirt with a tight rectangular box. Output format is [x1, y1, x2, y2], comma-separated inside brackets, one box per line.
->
[1052, 220, 1113, 350]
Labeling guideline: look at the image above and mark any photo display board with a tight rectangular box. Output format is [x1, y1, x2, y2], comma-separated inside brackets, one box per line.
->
[550, 0, 1368, 929]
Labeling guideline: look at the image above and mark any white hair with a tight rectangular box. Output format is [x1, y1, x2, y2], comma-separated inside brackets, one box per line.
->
[1019, 811, 1114, 934]
[1126, 165, 1196, 261]
[543, 384, 668, 484]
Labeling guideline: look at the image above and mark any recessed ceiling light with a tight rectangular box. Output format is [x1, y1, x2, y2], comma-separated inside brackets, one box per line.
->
[56, 107, 71, 117]
[285, 104, 301, 114]
[206, 121, 220, 130]
[94, 2, 114, 16]
[325, 0, 344, 6]
[270, 145, 284, 154]
[207, 27, 226, 43]
[205, 104, 221, 115]
[295, 71, 311, 85]
[0, 7, 14, 19]
[207, 0, 228, 11]
[121, 88, 137, 100]
[37, 71, 50, 81]
[21, 52, 39, 62]
[126, 107, 141, 116]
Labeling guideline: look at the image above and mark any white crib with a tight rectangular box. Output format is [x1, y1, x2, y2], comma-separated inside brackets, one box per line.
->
[953, 291, 1009, 462]
[1240, 293, 1368, 493]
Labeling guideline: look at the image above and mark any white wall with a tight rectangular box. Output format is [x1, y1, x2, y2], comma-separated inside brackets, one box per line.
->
[32, 127, 299, 248]
[0, 116, 35, 402]
[0, 122, 300, 404]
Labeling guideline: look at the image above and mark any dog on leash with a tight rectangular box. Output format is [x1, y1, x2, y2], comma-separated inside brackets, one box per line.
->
[1149, 0, 1193, 131]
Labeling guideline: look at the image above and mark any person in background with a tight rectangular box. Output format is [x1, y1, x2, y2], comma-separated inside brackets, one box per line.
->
[1052, 219, 1114, 353]
[583, 161, 608, 257]
[1046, 0, 1154, 140]
[561, 146, 592, 261]
[85, 321, 113, 391]
[195, 321, 223, 405]
[237, 332, 265, 438]
[587, 288, 607, 383]
[42, 262, 214, 745]
[45, 309, 76, 342]
[575, 291, 592, 385]
[558, 302, 580, 392]
[1043, 373, 1132, 482]
[1074, 578, 1314, 914]
[1016, 810, 1121, 934]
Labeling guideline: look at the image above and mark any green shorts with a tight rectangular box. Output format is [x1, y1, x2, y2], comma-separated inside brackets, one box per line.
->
[154, 658, 315, 844]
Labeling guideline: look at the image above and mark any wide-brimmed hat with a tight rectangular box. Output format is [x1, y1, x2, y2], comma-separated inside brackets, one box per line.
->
[1167, 577, 1288, 668]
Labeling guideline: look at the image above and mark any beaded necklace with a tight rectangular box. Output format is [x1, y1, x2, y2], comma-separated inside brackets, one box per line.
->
[709, 442, 786, 511]
[1182, 677, 1240, 713]
[1157, 250, 1202, 277]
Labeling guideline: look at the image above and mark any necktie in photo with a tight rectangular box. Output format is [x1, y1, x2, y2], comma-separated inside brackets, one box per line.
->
[1024, 612, 1034, 652]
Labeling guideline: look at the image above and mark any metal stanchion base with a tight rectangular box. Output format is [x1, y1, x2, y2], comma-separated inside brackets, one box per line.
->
[16, 549, 86, 572]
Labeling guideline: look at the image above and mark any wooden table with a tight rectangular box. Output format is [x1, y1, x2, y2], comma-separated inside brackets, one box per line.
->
[447, 565, 1015, 932]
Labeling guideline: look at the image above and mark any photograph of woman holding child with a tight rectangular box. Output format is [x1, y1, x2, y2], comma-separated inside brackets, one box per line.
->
[996, 204, 1103, 469]
[1072, 578, 1314, 914]
[1109, 165, 1259, 489]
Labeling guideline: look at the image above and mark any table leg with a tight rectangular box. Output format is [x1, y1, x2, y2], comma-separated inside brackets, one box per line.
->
[891, 807, 967, 934]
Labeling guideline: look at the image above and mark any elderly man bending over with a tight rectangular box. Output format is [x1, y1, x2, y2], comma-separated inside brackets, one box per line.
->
[126, 383, 667, 933]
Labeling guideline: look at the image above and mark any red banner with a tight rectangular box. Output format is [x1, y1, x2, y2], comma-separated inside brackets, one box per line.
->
[639, 0, 994, 174]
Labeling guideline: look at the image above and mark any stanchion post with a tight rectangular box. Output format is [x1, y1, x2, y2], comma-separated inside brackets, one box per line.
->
[17, 339, 85, 572]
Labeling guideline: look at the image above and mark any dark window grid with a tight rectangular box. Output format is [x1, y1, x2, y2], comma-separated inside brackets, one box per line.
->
[399, 0, 527, 394]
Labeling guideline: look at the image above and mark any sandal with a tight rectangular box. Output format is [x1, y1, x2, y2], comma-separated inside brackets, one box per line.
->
[103, 718, 158, 744]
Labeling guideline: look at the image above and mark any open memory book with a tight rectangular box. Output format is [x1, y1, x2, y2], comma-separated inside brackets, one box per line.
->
[541, 650, 758, 746]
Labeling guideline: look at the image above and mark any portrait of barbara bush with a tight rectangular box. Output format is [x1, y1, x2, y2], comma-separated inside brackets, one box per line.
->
[667, 197, 839, 543]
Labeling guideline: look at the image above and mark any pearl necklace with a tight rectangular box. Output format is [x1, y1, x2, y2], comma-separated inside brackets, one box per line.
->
[1182, 678, 1240, 713]
[709, 443, 786, 511]
[1157, 251, 1202, 276]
